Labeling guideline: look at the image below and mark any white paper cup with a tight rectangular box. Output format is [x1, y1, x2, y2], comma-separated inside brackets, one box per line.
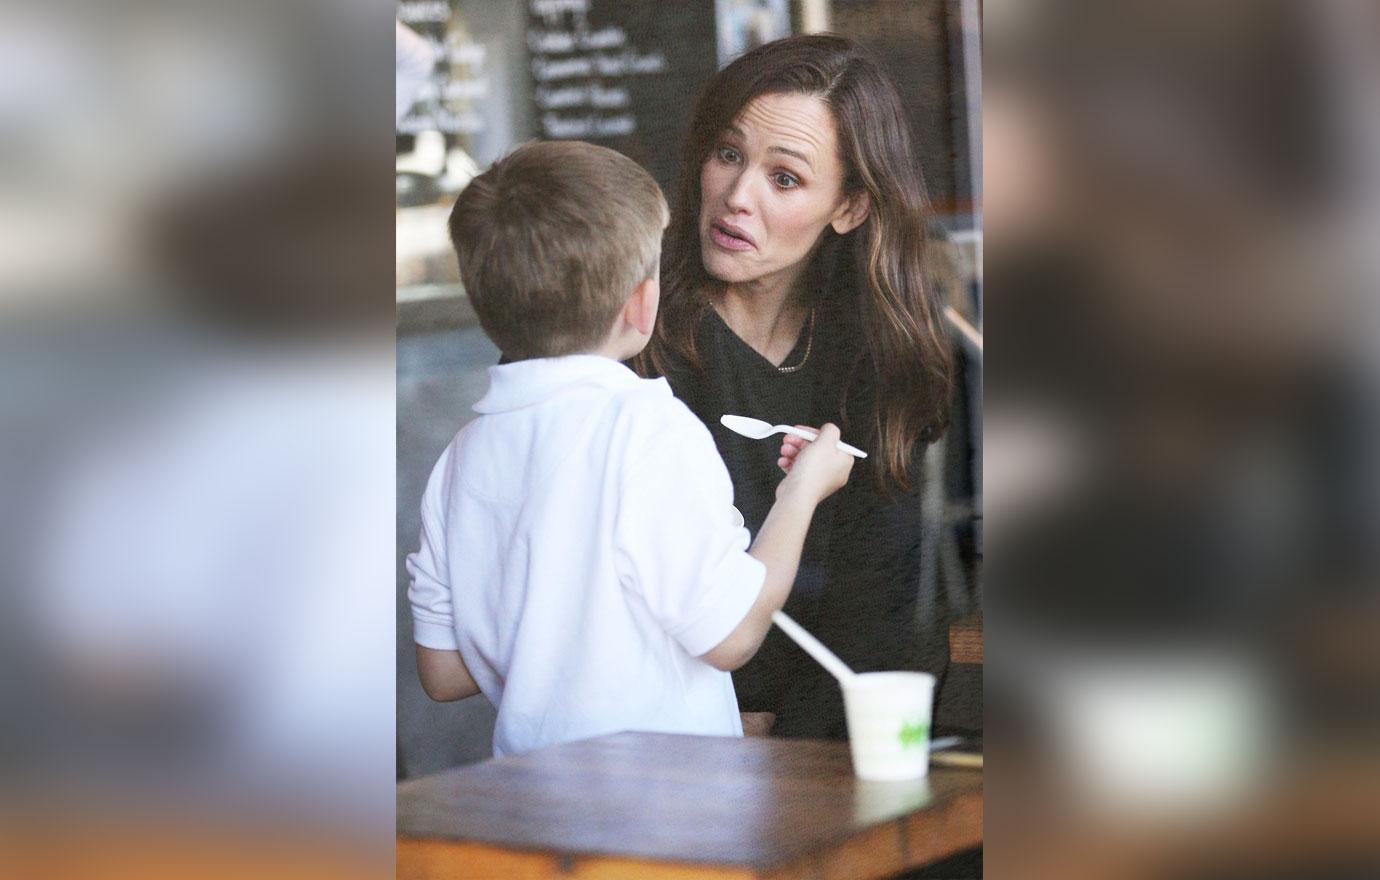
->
[842, 671, 936, 781]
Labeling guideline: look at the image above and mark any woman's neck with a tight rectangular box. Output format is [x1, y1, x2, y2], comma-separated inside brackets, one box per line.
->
[712, 270, 812, 364]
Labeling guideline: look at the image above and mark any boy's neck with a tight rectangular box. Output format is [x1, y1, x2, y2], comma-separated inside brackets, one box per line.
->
[585, 320, 646, 362]
[515, 338, 632, 364]
[586, 337, 640, 363]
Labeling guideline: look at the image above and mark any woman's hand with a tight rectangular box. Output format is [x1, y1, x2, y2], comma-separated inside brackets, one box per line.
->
[740, 711, 776, 737]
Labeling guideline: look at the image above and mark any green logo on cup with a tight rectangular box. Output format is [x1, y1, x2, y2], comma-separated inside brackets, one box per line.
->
[898, 721, 928, 749]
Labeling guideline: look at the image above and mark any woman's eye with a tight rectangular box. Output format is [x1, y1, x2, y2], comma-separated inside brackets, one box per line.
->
[717, 146, 741, 164]
[773, 172, 800, 189]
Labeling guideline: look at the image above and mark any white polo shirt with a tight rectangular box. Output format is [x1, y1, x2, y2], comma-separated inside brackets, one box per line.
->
[407, 355, 765, 756]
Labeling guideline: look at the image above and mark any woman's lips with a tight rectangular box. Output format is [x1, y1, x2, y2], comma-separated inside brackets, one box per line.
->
[709, 222, 756, 252]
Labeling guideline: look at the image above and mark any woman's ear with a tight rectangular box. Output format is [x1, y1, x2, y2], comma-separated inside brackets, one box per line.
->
[830, 191, 871, 235]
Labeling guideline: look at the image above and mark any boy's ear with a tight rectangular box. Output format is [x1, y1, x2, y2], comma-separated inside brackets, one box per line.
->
[830, 190, 871, 235]
[625, 277, 659, 336]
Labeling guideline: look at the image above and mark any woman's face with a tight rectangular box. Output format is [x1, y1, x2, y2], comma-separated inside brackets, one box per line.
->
[698, 92, 863, 289]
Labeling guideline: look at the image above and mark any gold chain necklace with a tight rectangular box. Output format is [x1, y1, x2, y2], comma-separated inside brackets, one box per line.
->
[775, 308, 815, 374]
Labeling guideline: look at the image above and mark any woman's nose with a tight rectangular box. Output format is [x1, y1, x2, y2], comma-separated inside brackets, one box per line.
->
[724, 170, 755, 214]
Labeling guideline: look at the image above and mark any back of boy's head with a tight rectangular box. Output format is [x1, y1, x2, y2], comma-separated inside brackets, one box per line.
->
[448, 141, 668, 360]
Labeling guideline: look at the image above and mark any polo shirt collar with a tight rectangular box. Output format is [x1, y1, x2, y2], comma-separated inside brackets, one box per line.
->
[473, 355, 653, 414]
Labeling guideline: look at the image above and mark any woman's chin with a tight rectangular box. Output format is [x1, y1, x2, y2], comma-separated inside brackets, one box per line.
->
[701, 247, 757, 284]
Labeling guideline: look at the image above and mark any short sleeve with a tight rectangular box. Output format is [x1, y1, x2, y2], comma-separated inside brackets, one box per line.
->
[406, 450, 459, 650]
[613, 416, 765, 657]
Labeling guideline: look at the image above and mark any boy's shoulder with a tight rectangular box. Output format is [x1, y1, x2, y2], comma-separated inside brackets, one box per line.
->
[604, 377, 723, 474]
[607, 374, 707, 434]
[448, 359, 716, 469]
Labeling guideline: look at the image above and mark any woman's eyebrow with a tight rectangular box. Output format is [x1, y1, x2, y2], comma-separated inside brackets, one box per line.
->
[769, 146, 813, 168]
[724, 125, 815, 168]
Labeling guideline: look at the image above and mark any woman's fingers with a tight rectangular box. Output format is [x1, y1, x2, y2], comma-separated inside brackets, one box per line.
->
[740, 711, 776, 737]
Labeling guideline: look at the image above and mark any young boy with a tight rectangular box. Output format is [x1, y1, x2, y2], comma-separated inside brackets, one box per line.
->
[407, 140, 853, 757]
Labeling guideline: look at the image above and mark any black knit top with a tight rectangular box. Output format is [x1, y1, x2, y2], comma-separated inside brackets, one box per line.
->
[647, 304, 946, 740]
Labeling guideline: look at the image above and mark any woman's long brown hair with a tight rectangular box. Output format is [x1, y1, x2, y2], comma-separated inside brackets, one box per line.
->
[635, 34, 954, 491]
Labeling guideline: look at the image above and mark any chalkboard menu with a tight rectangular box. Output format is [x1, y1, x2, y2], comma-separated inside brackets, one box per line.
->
[398, 1, 494, 140]
[397, 1, 532, 169]
[526, 0, 719, 201]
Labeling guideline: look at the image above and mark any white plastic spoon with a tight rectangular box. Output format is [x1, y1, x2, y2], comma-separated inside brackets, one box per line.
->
[771, 610, 857, 686]
[720, 414, 868, 459]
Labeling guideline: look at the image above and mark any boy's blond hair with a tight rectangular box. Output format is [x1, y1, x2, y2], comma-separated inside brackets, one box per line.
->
[448, 140, 668, 360]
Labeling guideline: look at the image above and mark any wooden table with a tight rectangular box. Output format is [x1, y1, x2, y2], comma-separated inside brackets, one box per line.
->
[397, 731, 983, 880]
[994, 750, 1380, 880]
[949, 614, 983, 665]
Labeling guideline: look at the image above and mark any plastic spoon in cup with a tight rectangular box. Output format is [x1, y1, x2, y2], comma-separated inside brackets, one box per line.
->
[771, 610, 857, 686]
[720, 414, 868, 459]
